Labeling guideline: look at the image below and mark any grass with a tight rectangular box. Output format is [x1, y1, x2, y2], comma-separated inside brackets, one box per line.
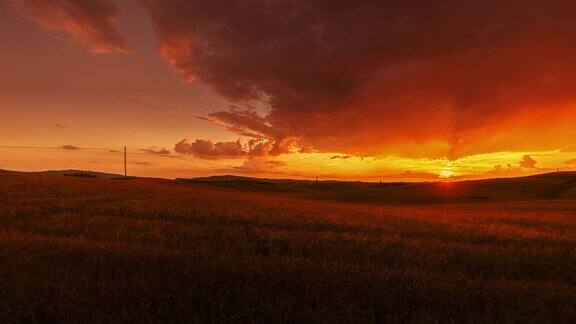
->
[0, 171, 575, 322]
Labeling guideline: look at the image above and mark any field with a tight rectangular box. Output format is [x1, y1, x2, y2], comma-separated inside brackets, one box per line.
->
[0, 170, 575, 322]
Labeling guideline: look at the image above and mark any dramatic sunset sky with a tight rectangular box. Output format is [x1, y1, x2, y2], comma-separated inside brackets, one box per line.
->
[2, 0, 576, 181]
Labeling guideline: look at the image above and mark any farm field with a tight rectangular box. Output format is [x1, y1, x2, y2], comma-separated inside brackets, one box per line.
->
[0, 170, 575, 322]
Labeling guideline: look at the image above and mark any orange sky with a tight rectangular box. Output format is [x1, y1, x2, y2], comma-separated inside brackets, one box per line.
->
[1, 0, 576, 181]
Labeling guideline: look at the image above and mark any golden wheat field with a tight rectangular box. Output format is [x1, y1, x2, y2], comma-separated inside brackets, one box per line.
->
[0, 170, 575, 322]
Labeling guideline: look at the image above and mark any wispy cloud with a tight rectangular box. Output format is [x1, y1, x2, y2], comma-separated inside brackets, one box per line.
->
[140, 146, 170, 155]
[331, 155, 352, 160]
[11, 0, 127, 53]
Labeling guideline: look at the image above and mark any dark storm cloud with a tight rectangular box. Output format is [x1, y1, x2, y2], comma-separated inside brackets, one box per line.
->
[137, 0, 576, 159]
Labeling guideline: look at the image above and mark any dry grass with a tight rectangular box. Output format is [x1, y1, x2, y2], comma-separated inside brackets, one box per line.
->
[0, 171, 575, 322]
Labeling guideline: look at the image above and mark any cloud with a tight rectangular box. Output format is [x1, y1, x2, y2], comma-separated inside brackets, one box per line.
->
[232, 158, 288, 175]
[175, 136, 299, 159]
[565, 159, 576, 165]
[196, 115, 213, 122]
[173, 132, 300, 159]
[140, 146, 170, 155]
[331, 155, 352, 160]
[484, 163, 520, 176]
[207, 106, 275, 139]
[299, 146, 316, 154]
[61, 144, 79, 150]
[265, 160, 287, 167]
[138, 0, 576, 159]
[19, 1, 576, 159]
[519, 155, 537, 169]
[12, 0, 127, 53]
[134, 161, 151, 166]
[174, 139, 246, 159]
[178, 105, 302, 159]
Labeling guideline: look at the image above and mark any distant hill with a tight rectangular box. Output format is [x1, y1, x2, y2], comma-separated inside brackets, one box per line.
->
[177, 175, 309, 193]
[38, 169, 127, 179]
[177, 171, 576, 203]
[180, 175, 283, 184]
[178, 174, 366, 185]
[525, 171, 576, 179]
[176, 175, 370, 193]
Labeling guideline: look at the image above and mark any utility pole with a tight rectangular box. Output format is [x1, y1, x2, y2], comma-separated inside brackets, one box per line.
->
[124, 146, 127, 177]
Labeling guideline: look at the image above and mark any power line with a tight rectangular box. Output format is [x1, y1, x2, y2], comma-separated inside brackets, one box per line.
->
[0, 145, 122, 151]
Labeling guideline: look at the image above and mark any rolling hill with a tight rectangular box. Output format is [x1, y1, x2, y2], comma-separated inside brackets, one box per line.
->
[178, 171, 576, 204]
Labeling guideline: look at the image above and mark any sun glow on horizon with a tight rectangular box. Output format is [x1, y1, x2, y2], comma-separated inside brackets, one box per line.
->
[0, 145, 574, 181]
[438, 167, 454, 179]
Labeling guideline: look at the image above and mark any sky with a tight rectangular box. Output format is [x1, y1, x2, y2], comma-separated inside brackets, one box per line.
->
[1, 0, 576, 181]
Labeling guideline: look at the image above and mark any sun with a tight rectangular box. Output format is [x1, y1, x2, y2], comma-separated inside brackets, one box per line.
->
[439, 168, 454, 179]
